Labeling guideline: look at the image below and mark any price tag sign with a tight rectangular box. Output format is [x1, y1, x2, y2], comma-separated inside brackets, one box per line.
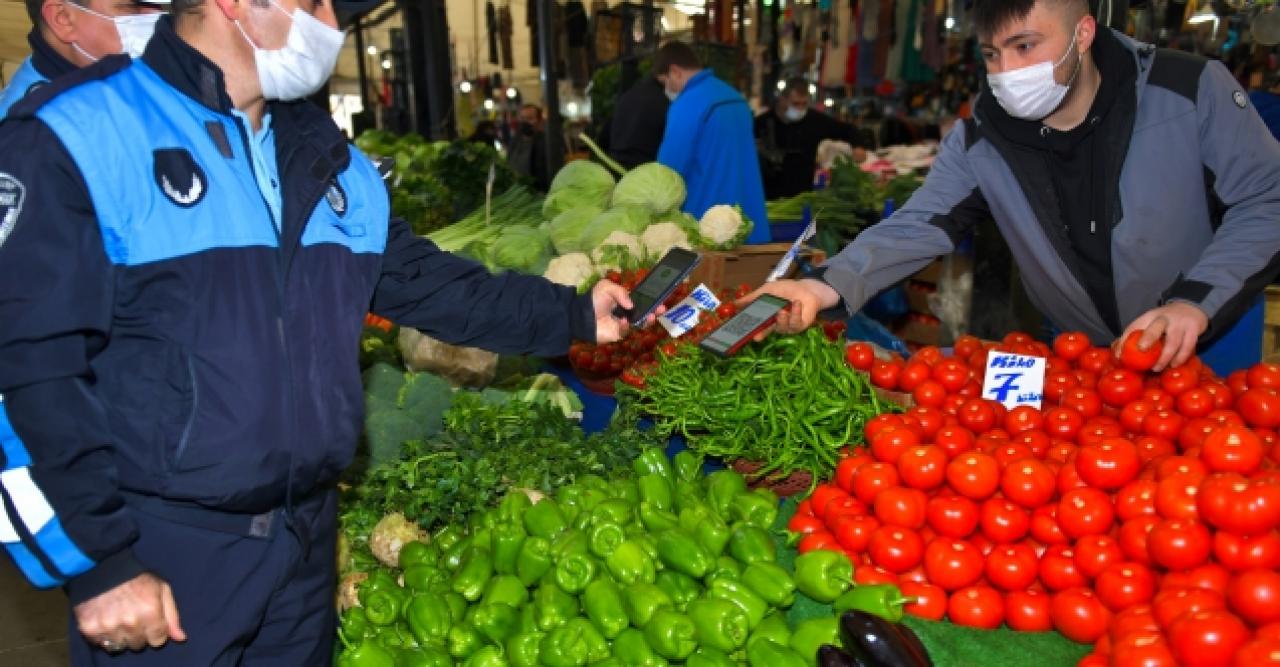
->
[981, 352, 1047, 409]
[658, 284, 721, 338]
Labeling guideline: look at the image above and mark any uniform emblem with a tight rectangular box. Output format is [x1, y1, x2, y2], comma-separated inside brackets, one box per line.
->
[325, 179, 347, 216]
[0, 173, 25, 249]
[153, 148, 208, 208]
[1234, 91, 1248, 109]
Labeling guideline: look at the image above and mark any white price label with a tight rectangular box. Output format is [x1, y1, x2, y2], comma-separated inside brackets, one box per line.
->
[658, 284, 720, 338]
[981, 352, 1047, 409]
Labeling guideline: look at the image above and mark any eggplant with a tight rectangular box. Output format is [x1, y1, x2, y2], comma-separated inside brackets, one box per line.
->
[896, 623, 933, 667]
[817, 644, 873, 667]
[838, 610, 933, 667]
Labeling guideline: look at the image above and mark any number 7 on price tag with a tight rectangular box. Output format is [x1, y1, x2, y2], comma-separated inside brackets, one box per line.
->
[981, 352, 1047, 409]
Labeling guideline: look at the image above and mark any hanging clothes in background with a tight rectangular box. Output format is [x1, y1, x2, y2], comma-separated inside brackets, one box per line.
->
[565, 0, 590, 88]
[873, 0, 893, 80]
[820, 4, 848, 87]
[528, 0, 539, 67]
[845, 0, 861, 88]
[901, 0, 935, 82]
[885, 0, 912, 82]
[499, 5, 514, 69]
[922, 0, 944, 71]
[487, 1, 500, 65]
[857, 0, 880, 90]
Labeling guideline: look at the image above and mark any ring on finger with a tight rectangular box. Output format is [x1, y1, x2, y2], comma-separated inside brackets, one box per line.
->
[98, 638, 125, 653]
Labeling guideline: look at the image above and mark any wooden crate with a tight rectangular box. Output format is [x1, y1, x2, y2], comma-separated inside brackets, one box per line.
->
[1264, 286, 1280, 362]
[688, 243, 827, 293]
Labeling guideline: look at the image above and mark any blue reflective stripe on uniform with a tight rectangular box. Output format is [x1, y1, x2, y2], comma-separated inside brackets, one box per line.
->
[33, 516, 95, 578]
[0, 401, 32, 470]
[0, 57, 47, 117]
[0, 540, 62, 588]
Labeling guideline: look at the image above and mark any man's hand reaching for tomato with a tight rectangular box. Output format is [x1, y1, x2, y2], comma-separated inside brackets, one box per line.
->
[1116, 302, 1209, 372]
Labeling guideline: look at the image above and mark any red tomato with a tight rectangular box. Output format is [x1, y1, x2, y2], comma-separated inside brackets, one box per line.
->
[933, 425, 976, 459]
[1110, 604, 1160, 642]
[823, 495, 868, 524]
[1213, 530, 1280, 571]
[1032, 504, 1070, 546]
[946, 451, 1001, 501]
[1155, 475, 1203, 520]
[831, 514, 879, 554]
[1202, 383, 1234, 410]
[1233, 638, 1280, 667]
[1118, 516, 1161, 565]
[1176, 388, 1215, 419]
[914, 346, 945, 366]
[1120, 400, 1157, 435]
[1226, 568, 1280, 627]
[1154, 455, 1208, 481]
[1058, 488, 1116, 539]
[906, 406, 946, 441]
[1005, 589, 1054, 632]
[1045, 439, 1078, 465]
[808, 484, 849, 522]
[851, 462, 900, 505]
[1095, 561, 1157, 611]
[1161, 367, 1200, 396]
[1045, 407, 1087, 440]
[834, 454, 870, 494]
[898, 445, 948, 491]
[1045, 372, 1081, 404]
[870, 427, 920, 466]
[1153, 586, 1227, 628]
[1168, 610, 1252, 667]
[1017, 430, 1052, 458]
[870, 360, 902, 391]
[1111, 632, 1177, 667]
[954, 335, 984, 360]
[927, 494, 980, 539]
[797, 531, 840, 553]
[845, 342, 876, 371]
[866, 414, 906, 442]
[1063, 388, 1105, 420]
[1134, 436, 1177, 464]
[900, 580, 947, 620]
[1118, 330, 1164, 372]
[853, 564, 899, 586]
[931, 359, 971, 393]
[868, 526, 924, 573]
[1180, 418, 1220, 451]
[898, 361, 933, 393]
[980, 498, 1030, 544]
[1078, 348, 1116, 375]
[1003, 405, 1044, 434]
[873, 486, 928, 529]
[1074, 438, 1141, 491]
[1147, 518, 1213, 571]
[787, 512, 825, 535]
[1051, 587, 1112, 643]
[1040, 544, 1089, 592]
[1054, 332, 1092, 361]
[1197, 473, 1280, 535]
[1077, 654, 1107, 667]
[1074, 534, 1125, 580]
[1000, 458, 1056, 509]
[924, 537, 985, 591]
[912, 380, 948, 409]
[1099, 369, 1146, 407]
[958, 399, 999, 434]
[1142, 410, 1186, 441]
[1116, 479, 1159, 521]
[1227, 369, 1251, 396]
[949, 586, 1005, 629]
[985, 542, 1040, 591]
[1248, 363, 1280, 391]
[1201, 425, 1265, 475]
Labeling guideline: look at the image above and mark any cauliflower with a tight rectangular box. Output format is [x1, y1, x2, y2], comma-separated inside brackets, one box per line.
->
[591, 230, 644, 271]
[336, 571, 367, 611]
[543, 252, 596, 289]
[369, 512, 428, 568]
[698, 204, 754, 250]
[640, 222, 693, 259]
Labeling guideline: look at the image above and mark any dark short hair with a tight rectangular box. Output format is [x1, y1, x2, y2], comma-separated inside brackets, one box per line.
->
[972, 0, 1089, 38]
[783, 77, 812, 97]
[652, 42, 701, 76]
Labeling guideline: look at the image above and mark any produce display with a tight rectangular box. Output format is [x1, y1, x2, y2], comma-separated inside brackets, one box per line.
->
[765, 157, 922, 245]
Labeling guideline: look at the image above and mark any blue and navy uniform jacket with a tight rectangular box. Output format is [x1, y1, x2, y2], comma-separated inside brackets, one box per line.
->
[0, 18, 596, 604]
[657, 69, 770, 244]
[0, 30, 77, 117]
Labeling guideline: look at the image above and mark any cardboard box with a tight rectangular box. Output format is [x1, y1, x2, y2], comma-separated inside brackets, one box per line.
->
[688, 243, 827, 293]
[905, 280, 937, 315]
[895, 319, 943, 346]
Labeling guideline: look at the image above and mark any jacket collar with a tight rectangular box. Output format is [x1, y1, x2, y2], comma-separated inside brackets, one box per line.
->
[28, 29, 77, 81]
[140, 16, 236, 113]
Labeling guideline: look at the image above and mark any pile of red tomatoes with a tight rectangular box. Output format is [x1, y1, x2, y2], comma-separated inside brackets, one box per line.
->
[791, 330, 1280, 667]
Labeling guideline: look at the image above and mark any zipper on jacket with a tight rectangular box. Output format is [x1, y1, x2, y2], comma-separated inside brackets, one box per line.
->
[170, 353, 200, 472]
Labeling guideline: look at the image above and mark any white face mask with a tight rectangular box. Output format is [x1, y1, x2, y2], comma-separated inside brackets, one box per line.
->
[236, 1, 345, 102]
[987, 27, 1082, 120]
[784, 107, 807, 122]
[67, 3, 162, 59]
[665, 88, 678, 102]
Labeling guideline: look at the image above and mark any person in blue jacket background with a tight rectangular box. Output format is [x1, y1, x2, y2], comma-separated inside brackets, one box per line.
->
[0, 0, 168, 116]
[0, 0, 642, 663]
[654, 41, 771, 245]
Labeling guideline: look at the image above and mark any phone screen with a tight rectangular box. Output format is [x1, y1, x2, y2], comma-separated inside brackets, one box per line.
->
[700, 294, 789, 356]
[618, 248, 700, 324]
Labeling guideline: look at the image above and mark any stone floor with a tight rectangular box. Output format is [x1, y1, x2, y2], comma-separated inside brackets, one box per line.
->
[0, 559, 69, 666]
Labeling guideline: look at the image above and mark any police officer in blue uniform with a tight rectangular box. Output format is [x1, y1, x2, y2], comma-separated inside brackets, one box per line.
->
[0, 0, 168, 116]
[0, 0, 642, 663]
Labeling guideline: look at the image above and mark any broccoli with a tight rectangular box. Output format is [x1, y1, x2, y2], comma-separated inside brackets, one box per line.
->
[363, 408, 425, 467]
[396, 372, 454, 438]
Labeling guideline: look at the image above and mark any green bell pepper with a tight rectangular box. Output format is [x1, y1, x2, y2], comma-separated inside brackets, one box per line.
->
[740, 562, 797, 608]
[582, 578, 629, 639]
[672, 450, 703, 483]
[706, 471, 747, 519]
[481, 574, 528, 609]
[402, 563, 445, 593]
[589, 521, 626, 559]
[707, 578, 768, 629]
[446, 622, 484, 660]
[339, 607, 371, 642]
[398, 540, 437, 571]
[591, 499, 636, 527]
[643, 609, 698, 661]
[638, 474, 674, 511]
[747, 612, 792, 652]
[578, 474, 609, 492]
[551, 529, 590, 561]
[441, 535, 473, 572]
[632, 533, 661, 563]
[490, 522, 526, 576]
[654, 529, 712, 578]
[338, 639, 396, 667]
[609, 479, 640, 505]
[686, 598, 751, 652]
[449, 546, 493, 602]
[461, 645, 506, 667]
[730, 491, 778, 530]
[622, 582, 674, 628]
[673, 481, 704, 514]
[694, 516, 732, 557]
[606, 540, 657, 585]
[498, 490, 533, 524]
[523, 498, 569, 540]
[433, 525, 465, 553]
[566, 618, 610, 662]
[793, 550, 854, 603]
[578, 487, 607, 513]
[405, 594, 452, 645]
[790, 617, 841, 661]
[475, 508, 502, 530]
[677, 503, 710, 533]
[358, 570, 401, 604]
[469, 603, 520, 644]
[553, 552, 599, 594]
[638, 503, 680, 532]
[705, 555, 741, 583]
[686, 647, 736, 667]
[727, 525, 776, 565]
[442, 592, 467, 623]
[506, 631, 544, 667]
[611, 627, 668, 667]
[515, 536, 553, 587]
[362, 588, 403, 627]
[634, 448, 674, 480]
[397, 645, 452, 667]
[373, 624, 410, 650]
[519, 601, 538, 634]
[654, 571, 702, 611]
[533, 581, 579, 631]
[539, 623, 591, 667]
[745, 638, 807, 667]
[833, 583, 910, 623]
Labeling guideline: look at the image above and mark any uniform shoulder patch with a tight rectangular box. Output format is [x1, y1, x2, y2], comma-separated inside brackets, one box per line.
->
[0, 173, 24, 248]
[1233, 91, 1248, 109]
[325, 178, 347, 216]
[153, 148, 207, 208]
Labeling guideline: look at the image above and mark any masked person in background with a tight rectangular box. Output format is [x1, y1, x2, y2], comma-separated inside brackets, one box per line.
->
[507, 103, 563, 191]
[754, 77, 868, 199]
[749, 0, 1280, 373]
[0, 0, 169, 115]
[0, 0, 642, 663]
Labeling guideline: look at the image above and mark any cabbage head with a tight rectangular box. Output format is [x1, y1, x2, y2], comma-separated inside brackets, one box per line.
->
[580, 206, 652, 250]
[547, 206, 602, 255]
[542, 160, 616, 219]
[487, 225, 553, 274]
[611, 162, 686, 215]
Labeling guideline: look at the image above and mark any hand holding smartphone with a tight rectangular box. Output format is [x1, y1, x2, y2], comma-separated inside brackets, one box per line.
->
[611, 248, 701, 326]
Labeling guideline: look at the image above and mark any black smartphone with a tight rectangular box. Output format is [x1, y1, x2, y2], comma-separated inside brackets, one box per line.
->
[699, 294, 790, 357]
[613, 247, 701, 326]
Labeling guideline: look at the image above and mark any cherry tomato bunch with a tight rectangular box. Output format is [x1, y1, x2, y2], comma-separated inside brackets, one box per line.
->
[799, 328, 1280, 667]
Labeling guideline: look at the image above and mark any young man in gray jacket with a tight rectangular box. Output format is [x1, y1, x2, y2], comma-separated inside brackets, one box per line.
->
[753, 0, 1280, 371]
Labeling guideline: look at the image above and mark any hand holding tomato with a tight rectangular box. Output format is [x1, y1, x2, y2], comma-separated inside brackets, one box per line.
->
[1119, 303, 1208, 372]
